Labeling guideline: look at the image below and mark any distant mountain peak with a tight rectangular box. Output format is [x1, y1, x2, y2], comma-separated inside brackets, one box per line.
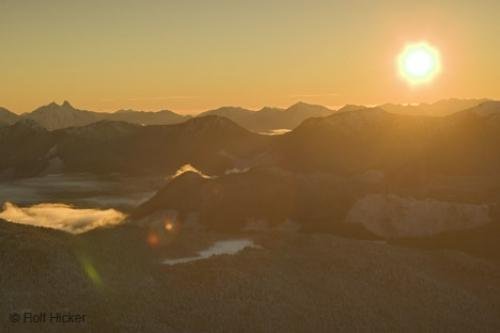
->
[287, 101, 333, 113]
[288, 101, 310, 109]
[62, 100, 73, 108]
[215, 106, 250, 112]
[35, 101, 77, 112]
[336, 104, 368, 113]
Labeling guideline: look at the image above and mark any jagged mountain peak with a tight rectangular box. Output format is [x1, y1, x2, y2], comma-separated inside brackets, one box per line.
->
[287, 101, 332, 111]
[288, 101, 309, 108]
[61, 100, 73, 108]
[32, 101, 81, 114]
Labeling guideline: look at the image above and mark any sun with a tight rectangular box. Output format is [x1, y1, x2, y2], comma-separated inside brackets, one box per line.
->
[397, 42, 441, 85]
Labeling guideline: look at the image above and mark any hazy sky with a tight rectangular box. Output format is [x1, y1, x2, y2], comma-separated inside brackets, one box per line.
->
[1, 0, 499, 114]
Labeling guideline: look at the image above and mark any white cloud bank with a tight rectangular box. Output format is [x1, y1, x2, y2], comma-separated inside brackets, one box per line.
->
[0, 202, 126, 234]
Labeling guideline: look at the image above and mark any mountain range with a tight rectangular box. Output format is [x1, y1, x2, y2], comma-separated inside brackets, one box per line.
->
[276, 101, 500, 178]
[0, 107, 19, 126]
[8, 101, 191, 131]
[0, 115, 270, 178]
[2, 100, 500, 180]
[3, 100, 500, 241]
[198, 102, 334, 132]
[3, 99, 500, 331]
[0, 98, 490, 132]
[0, 101, 333, 132]
[123, 101, 500, 259]
[379, 98, 490, 116]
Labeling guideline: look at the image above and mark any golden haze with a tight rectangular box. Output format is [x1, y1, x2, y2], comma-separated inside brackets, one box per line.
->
[1, 1, 499, 113]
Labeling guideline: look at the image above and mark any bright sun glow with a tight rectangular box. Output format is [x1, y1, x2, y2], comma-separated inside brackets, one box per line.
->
[397, 42, 441, 85]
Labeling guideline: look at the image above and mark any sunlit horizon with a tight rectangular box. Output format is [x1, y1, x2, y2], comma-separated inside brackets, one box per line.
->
[2, 1, 500, 114]
[3, 96, 497, 116]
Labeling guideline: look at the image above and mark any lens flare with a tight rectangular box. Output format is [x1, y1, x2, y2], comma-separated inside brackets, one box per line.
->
[147, 232, 160, 247]
[397, 41, 441, 85]
[78, 255, 103, 287]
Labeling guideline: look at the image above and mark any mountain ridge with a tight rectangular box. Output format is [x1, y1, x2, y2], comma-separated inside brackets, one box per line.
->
[198, 101, 334, 132]
[3, 98, 495, 131]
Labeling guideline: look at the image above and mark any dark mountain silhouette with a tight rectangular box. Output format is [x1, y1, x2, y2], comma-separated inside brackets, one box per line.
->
[275, 102, 500, 178]
[276, 107, 435, 176]
[0, 115, 268, 178]
[198, 106, 255, 120]
[379, 98, 488, 117]
[0, 107, 20, 125]
[3, 99, 500, 332]
[53, 115, 269, 175]
[10, 98, 488, 132]
[133, 163, 500, 259]
[128, 103, 500, 262]
[132, 167, 379, 235]
[0, 119, 55, 178]
[336, 104, 368, 113]
[198, 102, 333, 132]
[3, 101, 500, 181]
[109, 109, 190, 125]
[462, 100, 500, 117]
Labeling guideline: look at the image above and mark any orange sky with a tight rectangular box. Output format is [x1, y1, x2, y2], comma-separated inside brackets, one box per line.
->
[1, 1, 499, 114]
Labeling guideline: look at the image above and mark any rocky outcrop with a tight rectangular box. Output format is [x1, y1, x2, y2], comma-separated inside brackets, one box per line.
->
[346, 194, 490, 238]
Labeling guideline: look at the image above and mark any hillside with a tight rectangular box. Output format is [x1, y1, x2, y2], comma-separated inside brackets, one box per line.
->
[54, 116, 269, 176]
[379, 98, 488, 116]
[20, 101, 190, 130]
[275, 103, 500, 178]
[109, 109, 190, 125]
[1, 219, 500, 332]
[0, 107, 19, 125]
[0, 119, 55, 178]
